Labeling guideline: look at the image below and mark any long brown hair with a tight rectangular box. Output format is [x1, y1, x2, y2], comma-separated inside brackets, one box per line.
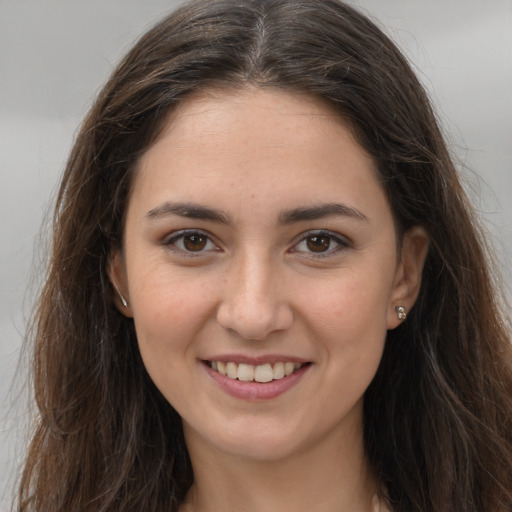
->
[19, 1, 512, 510]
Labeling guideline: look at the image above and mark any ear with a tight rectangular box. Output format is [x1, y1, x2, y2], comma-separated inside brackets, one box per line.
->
[108, 249, 134, 318]
[387, 226, 429, 330]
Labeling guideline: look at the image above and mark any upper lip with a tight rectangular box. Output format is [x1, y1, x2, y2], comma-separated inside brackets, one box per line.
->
[202, 354, 311, 365]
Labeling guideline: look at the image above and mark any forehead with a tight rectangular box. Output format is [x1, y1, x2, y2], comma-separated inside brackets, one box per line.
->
[133, 87, 378, 193]
[161, 86, 348, 140]
[123, 87, 396, 238]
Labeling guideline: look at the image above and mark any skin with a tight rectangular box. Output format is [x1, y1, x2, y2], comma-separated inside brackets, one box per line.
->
[110, 88, 428, 512]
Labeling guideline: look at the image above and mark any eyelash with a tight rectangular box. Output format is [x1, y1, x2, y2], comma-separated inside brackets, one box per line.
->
[163, 229, 220, 257]
[290, 230, 351, 258]
[163, 229, 350, 258]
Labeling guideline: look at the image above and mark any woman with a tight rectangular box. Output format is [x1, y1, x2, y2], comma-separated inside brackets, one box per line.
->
[18, 0, 512, 511]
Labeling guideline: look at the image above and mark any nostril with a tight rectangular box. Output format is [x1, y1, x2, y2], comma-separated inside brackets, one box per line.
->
[216, 300, 293, 341]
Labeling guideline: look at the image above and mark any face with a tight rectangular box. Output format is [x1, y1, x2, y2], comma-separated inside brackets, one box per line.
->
[111, 88, 427, 463]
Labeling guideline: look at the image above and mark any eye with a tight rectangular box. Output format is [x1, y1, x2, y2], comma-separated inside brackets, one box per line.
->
[291, 230, 350, 256]
[164, 230, 219, 254]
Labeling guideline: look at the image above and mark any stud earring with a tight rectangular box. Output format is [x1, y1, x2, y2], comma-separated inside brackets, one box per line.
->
[395, 305, 407, 320]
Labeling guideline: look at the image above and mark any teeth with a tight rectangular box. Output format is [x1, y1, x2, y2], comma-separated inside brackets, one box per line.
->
[237, 363, 255, 381]
[217, 361, 227, 376]
[226, 362, 237, 379]
[209, 360, 304, 382]
[273, 362, 285, 379]
[254, 364, 273, 383]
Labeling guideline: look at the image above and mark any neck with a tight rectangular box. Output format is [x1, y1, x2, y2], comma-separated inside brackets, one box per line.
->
[181, 413, 380, 512]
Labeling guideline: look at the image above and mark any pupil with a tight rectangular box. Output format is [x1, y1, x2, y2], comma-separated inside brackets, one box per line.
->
[307, 235, 330, 252]
[184, 234, 207, 251]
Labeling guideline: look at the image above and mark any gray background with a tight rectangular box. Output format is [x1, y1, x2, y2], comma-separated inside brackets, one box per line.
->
[1, 0, 511, 509]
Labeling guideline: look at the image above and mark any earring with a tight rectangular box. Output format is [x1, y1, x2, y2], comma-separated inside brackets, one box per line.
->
[113, 283, 128, 308]
[395, 305, 407, 320]
[119, 294, 128, 308]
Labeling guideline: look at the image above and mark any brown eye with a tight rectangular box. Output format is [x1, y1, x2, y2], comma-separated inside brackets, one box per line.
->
[165, 230, 217, 254]
[183, 234, 208, 251]
[306, 234, 332, 252]
[291, 230, 349, 257]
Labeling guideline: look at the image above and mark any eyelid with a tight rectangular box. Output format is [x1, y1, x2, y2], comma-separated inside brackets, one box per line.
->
[163, 229, 221, 255]
[161, 228, 350, 259]
[289, 229, 352, 257]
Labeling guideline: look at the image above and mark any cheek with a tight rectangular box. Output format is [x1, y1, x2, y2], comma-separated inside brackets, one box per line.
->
[298, 266, 393, 381]
[303, 268, 393, 332]
[129, 270, 216, 360]
[129, 277, 217, 407]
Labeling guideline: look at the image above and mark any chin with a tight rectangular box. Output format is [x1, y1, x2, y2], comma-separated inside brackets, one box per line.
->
[189, 414, 335, 465]
[216, 436, 303, 463]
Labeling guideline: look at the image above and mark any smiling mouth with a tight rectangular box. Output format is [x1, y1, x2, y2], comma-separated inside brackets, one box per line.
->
[206, 361, 309, 383]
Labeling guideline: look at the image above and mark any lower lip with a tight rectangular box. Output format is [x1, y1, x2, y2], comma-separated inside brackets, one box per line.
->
[203, 363, 311, 400]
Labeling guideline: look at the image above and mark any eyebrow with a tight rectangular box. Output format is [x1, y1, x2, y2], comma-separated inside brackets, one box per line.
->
[146, 202, 231, 224]
[279, 203, 368, 223]
[146, 201, 367, 224]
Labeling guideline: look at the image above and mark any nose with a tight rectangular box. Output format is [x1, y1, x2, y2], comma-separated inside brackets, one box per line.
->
[216, 251, 293, 340]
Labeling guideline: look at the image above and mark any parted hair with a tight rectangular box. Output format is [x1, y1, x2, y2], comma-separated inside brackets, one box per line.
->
[19, 1, 512, 511]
